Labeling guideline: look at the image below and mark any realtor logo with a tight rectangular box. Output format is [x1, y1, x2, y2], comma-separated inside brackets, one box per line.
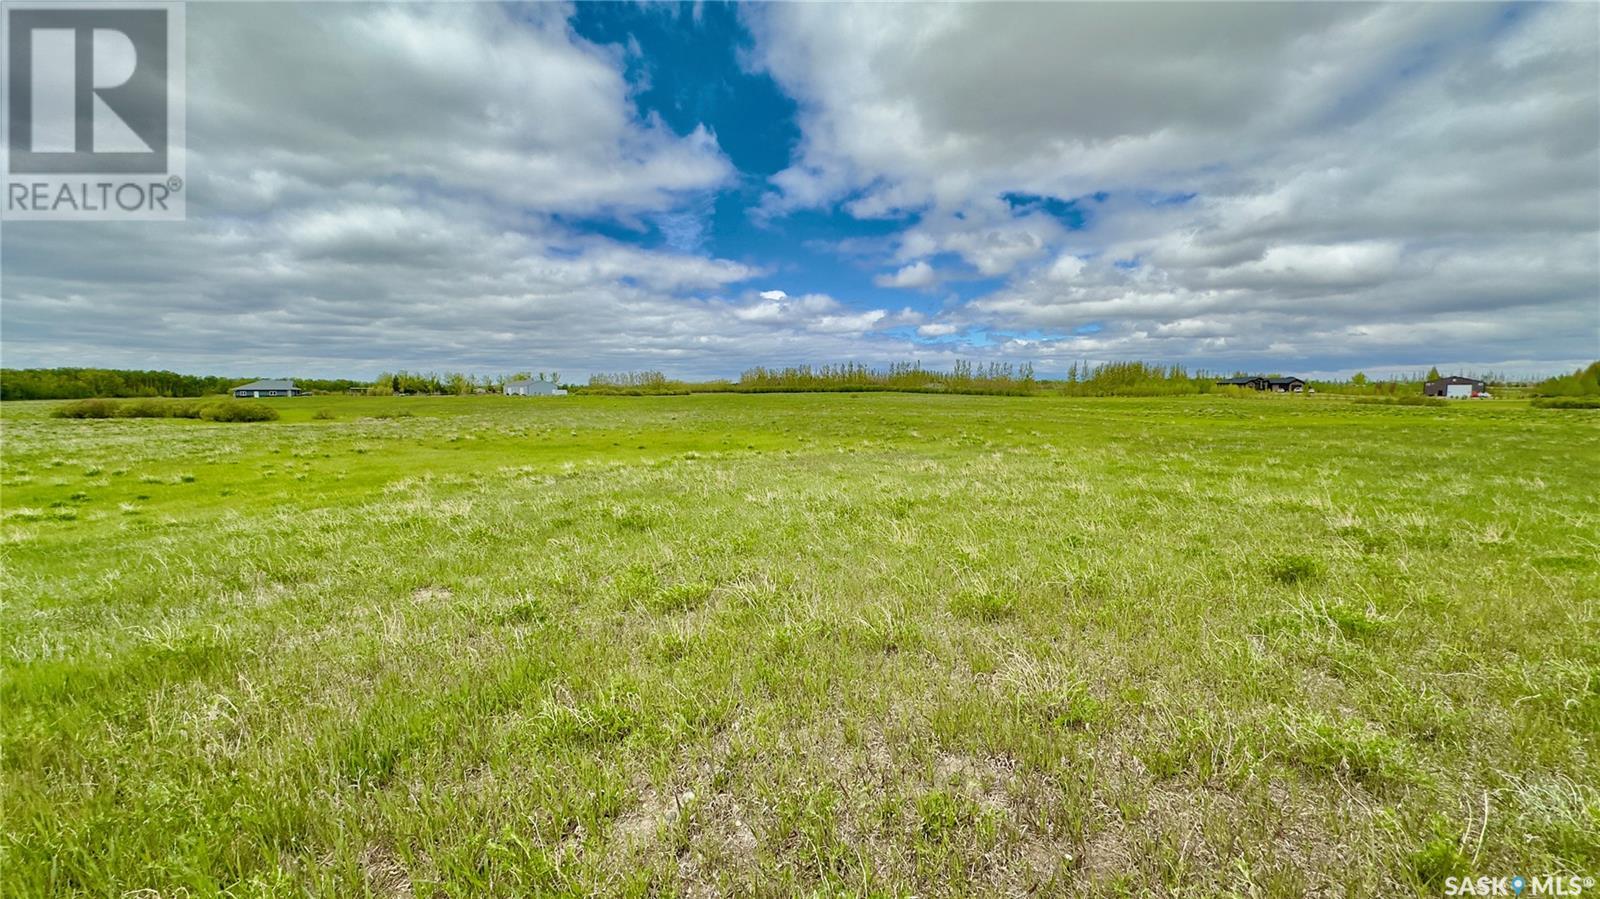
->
[3, 2, 185, 220]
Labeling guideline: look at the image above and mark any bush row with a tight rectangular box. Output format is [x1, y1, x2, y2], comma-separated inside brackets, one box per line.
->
[53, 398, 279, 421]
[1531, 396, 1600, 410]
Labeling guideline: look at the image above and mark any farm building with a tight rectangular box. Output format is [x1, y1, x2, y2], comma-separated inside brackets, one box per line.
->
[232, 379, 304, 398]
[504, 379, 567, 397]
[1217, 376, 1269, 390]
[1217, 376, 1305, 392]
[1424, 376, 1486, 398]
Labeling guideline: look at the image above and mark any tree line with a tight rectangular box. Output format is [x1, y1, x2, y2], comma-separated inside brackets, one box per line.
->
[0, 368, 365, 400]
[368, 371, 562, 395]
[0, 368, 236, 400]
[8, 361, 1591, 402]
[738, 361, 1037, 396]
[1530, 361, 1600, 397]
[577, 362, 1038, 396]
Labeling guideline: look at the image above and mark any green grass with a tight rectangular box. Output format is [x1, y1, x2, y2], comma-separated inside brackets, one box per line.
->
[1, 393, 1596, 896]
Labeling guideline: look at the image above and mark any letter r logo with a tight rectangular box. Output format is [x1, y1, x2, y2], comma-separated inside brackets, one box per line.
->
[7, 8, 168, 173]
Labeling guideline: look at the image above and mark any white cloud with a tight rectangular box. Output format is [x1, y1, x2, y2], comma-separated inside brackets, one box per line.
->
[875, 261, 938, 289]
[1, 4, 781, 379]
[744, 1, 1600, 371]
[1047, 254, 1087, 281]
[190, 4, 731, 217]
[1216, 242, 1403, 289]
[729, 291, 891, 335]
[2, 2, 1595, 378]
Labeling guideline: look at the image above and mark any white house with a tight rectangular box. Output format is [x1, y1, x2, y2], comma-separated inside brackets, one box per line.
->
[504, 379, 566, 397]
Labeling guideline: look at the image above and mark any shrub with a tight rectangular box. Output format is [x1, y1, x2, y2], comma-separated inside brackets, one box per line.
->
[200, 402, 279, 422]
[51, 398, 226, 419]
[53, 399, 119, 419]
[311, 409, 336, 420]
[1532, 396, 1600, 410]
[1531, 361, 1600, 398]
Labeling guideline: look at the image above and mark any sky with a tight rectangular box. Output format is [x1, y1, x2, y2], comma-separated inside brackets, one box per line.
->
[2, 1, 1597, 381]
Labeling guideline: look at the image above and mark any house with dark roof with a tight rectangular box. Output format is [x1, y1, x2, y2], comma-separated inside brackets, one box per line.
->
[232, 379, 304, 398]
[1217, 376, 1305, 392]
[1424, 375, 1486, 398]
[1218, 376, 1269, 391]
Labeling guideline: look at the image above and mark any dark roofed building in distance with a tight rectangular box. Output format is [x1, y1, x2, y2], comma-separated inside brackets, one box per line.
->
[1217, 376, 1305, 392]
[1218, 376, 1269, 391]
[1424, 376, 1487, 398]
[232, 379, 304, 398]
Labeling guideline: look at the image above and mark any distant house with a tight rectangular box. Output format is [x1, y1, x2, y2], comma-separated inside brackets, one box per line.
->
[1424, 375, 1486, 399]
[1218, 376, 1269, 391]
[232, 379, 304, 398]
[504, 379, 566, 397]
[1217, 376, 1305, 393]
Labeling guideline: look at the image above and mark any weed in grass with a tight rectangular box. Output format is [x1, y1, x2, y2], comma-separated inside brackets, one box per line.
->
[1268, 553, 1324, 585]
[949, 588, 1017, 622]
[1409, 816, 1473, 888]
[650, 581, 713, 613]
[1278, 711, 1420, 788]
[495, 598, 547, 626]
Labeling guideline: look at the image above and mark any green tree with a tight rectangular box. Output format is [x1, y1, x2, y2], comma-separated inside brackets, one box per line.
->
[1426, 366, 1442, 381]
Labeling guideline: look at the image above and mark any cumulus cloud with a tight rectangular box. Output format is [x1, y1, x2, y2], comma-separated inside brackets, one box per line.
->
[875, 261, 938, 289]
[190, 4, 732, 217]
[730, 291, 890, 335]
[745, 1, 1600, 373]
[0, 4, 781, 379]
[2, 2, 1595, 379]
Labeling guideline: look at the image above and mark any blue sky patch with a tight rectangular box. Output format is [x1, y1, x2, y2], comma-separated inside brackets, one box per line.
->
[999, 191, 1095, 230]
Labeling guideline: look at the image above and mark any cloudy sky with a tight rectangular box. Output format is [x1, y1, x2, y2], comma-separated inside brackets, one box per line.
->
[3, 1, 1597, 380]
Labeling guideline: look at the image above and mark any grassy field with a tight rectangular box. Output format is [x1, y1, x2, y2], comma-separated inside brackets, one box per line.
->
[1, 393, 1596, 896]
